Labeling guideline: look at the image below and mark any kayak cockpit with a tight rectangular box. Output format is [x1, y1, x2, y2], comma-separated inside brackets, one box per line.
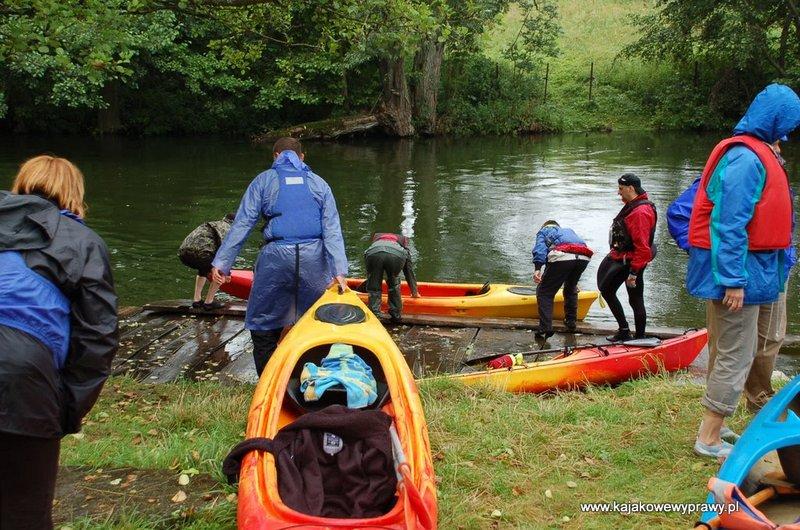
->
[285, 343, 392, 415]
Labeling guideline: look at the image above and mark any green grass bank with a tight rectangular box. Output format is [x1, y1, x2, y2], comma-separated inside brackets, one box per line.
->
[59, 373, 748, 529]
[462, 0, 677, 134]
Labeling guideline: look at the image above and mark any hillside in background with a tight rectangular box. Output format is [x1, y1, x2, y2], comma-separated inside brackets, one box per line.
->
[481, 0, 665, 131]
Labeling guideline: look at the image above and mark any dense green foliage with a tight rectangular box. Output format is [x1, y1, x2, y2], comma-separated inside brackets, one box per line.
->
[2, 0, 798, 136]
[624, 0, 800, 129]
[0, 0, 559, 135]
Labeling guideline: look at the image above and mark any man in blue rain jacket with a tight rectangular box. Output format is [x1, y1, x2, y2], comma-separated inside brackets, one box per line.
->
[212, 137, 348, 375]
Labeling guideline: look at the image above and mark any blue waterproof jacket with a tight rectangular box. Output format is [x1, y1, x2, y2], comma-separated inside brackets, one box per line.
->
[686, 84, 800, 304]
[212, 151, 348, 330]
[531, 225, 587, 268]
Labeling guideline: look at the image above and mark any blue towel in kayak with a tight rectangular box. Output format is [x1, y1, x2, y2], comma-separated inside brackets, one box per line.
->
[300, 343, 378, 409]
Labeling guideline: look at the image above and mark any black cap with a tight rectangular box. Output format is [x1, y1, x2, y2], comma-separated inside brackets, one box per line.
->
[618, 173, 645, 195]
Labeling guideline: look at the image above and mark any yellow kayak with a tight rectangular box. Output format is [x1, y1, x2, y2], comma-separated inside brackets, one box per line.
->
[236, 286, 438, 529]
[222, 270, 599, 320]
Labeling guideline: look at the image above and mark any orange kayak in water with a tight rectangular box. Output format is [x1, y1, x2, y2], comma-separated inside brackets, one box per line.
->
[236, 287, 437, 529]
[220, 269, 598, 320]
[440, 330, 708, 393]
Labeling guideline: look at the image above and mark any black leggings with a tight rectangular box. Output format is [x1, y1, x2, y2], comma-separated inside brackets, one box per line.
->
[0, 432, 60, 529]
[597, 255, 646, 337]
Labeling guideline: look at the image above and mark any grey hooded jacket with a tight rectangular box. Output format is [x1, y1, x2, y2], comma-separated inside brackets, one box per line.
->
[0, 191, 118, 438]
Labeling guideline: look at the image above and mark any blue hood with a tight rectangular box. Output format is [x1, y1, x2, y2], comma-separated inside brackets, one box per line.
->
[733, 83, 800, 143]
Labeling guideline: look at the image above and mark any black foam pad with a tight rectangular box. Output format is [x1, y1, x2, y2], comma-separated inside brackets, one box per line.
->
[314, 303, 367, 325]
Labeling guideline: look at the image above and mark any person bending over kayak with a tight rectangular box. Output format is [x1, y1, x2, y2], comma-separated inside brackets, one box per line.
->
[212, 137, 348, 376]
[364, 232, 420, 321]
[532, 220, 593, 338]
[178, 212, 235, 311]
[597, 174, 657, 342]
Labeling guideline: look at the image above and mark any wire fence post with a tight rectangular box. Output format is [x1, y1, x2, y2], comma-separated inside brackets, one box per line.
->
[543, 63, 549, 103]
[588, 61, 594, 101]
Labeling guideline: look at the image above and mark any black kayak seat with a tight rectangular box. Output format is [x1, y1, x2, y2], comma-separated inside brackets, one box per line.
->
[286, 344, 391, 413]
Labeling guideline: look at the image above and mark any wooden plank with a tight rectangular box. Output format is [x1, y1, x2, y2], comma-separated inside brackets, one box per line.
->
[118, 306, 143, 319]
[114, 314, 186, 370]
[464, 328, 607, 364]
[399, 326, 479, 377]
[139, 299, 691, 337]
[142, 317, 246, 384]
[114, 316, 219, 378]
[391, 313, 687, 338]
[143, 299, 247, 317]
[188, 327, 254, 382]
[216, 331, 258, 385]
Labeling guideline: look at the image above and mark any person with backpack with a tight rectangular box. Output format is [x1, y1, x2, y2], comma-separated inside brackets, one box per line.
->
[683, 84, 800, 458]
[211, 137, 348, 376]
[531, 220, 593, 338]
[0, 155, 118, 528]
[597, 174, 657, 342]
[363, 232, 420, 321]
[178, 213, 235, 310]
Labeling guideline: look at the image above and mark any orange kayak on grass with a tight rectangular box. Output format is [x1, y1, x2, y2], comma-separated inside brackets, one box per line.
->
[236, 287, 437, 529]
[219, 269, 599, 320]
[439, 329, 708, 393]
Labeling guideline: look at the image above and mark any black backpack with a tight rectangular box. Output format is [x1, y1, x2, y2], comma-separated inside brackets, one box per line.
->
[223, 405, 398, 518]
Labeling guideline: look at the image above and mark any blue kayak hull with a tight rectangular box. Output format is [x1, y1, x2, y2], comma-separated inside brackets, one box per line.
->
[699, 374, 800, 524]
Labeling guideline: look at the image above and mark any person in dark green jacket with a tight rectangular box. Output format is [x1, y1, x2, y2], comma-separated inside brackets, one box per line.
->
[364, 233, 420, 321]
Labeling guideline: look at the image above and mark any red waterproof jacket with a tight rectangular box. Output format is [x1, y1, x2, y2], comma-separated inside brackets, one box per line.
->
[609, 193, 657, 274]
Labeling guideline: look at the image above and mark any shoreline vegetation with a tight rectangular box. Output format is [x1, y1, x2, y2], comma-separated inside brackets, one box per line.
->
[59, 373, 754, 529]
[2, 0, 795, 139]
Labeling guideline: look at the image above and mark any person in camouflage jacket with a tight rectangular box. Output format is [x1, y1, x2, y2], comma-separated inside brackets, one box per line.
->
[178, 213, 235, 310]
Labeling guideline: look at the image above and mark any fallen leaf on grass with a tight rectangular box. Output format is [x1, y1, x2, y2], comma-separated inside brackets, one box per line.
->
[71, 433, 85, 440]
[109, 478, 122, 486]
[178, 474, 190, 486]
[490, 510, 502, 518]
[544, 489, 553, 499]
[172, 490, 187, 503]
[562, 516, 571, 522]
[566, 481, 577, 488]
[512, 486, 524, 496]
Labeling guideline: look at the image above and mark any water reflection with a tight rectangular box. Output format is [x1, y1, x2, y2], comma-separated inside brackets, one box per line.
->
[1, 132, 797, 374]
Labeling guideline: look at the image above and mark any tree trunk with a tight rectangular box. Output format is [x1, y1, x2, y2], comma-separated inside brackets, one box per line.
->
[378, 56, 415, 137]
[97, 82, 122, 135]
[411, 40, 444, 136]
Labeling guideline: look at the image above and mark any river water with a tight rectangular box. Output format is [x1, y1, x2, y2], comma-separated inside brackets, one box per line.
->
[1, 132, 798, 373]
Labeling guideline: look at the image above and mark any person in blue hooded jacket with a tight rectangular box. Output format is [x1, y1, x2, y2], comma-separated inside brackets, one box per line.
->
[668, 143, 796, 415]
[212, 137, 348, 376]
[687, 84, 800, 459]
[531, 220, 593, 338]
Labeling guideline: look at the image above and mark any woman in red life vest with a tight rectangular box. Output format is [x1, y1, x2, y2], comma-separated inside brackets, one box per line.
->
[596, 174, 657, 343]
